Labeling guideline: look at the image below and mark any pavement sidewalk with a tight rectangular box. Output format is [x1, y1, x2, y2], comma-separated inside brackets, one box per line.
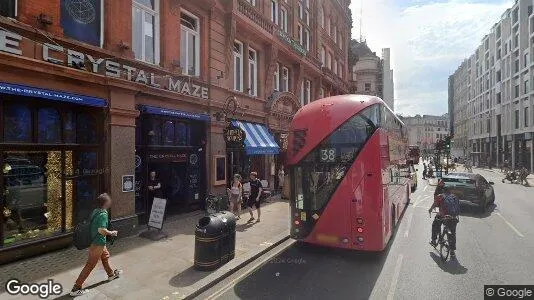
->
[0, 197, 290, 300]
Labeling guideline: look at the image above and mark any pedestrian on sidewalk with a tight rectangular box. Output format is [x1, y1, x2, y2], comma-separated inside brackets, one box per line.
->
[147, 171, 162, 210]
[246, 171, 262, 223]
[70, 193, 122, 297]
[227, 174, 243, 219]
[278, 166, 285, 192]
[423, 163, 427, 179]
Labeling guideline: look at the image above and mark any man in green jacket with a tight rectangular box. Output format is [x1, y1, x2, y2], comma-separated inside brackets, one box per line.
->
[70, 193, 122, 296]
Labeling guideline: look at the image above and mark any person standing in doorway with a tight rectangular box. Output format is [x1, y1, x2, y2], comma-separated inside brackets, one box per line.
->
[278, 166, 285, 192]
[147, 171, 162, 210]
[70, 193, 122, 296]
[246, 172, 263, 223]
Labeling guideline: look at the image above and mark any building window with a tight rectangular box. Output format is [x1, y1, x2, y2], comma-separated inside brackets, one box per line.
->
[525, 80, 529, 94]
[320, 46, 326, 66]
[326, 17, 331, 35]
[319, 87, 324, 98]
[248, 48, 258, 96]
[339, 62, 343, 78]
[525, 53, 529, 68]
[246, 0, 256, 6]
[496, 70, 501, 82]
[525, 107, 529, 127]
[326, 52, 331, 69]
[271, 0, 278, 24]
[339, 36, 343, 50]
[180, 10, 200, 76]
[515, 109, 520, 129]
[365, 83, 371, 92]
[274, 63, 280, 91]
[280, 7, 288, 32]
[0, 0, 16, 17]
[132, 0, 159, 64]
[515, 85, 520, 98]
[298, 0, 309, 25]
[333, 59, 337, 75]
[281, 66, 289, 92]
[4, 104, 31, 142]
[298, 26, 310, 50]
[233, 40, 243, 92]
[320, 7, 324, 28]
[300, 80, 311, 105]
[38, 108, 61, 144]
[333, 26, 337, 43]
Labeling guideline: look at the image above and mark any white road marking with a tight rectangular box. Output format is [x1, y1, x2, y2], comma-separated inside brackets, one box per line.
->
[423, 185, 428, 192]
[413, 195, 432, 208]
[387, 254, 404, 300]
[495, 212, 524, 238]
[404, 213, 414, 237]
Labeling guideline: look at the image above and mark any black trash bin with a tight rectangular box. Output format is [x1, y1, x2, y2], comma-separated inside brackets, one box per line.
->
[194, 215, 224, 271]
[217, 211, 236, 261]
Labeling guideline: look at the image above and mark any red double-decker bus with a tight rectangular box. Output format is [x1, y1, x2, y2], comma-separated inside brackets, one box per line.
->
[288, 95, 410, 251]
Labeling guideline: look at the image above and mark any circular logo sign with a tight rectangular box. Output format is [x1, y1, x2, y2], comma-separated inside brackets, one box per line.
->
[189, 154, 198, 165]
[65, 0, 96, 24]
[135, 155, 142, 169]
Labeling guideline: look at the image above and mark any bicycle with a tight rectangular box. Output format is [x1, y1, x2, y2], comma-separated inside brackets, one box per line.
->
[205, 193, 229, 215]
[430, 212, 456, 262]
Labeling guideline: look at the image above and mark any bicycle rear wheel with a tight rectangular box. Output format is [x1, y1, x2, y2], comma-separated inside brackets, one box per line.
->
[439, 233, 450, 262]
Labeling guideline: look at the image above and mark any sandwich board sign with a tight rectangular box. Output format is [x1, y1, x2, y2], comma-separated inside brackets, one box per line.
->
[140, 197, 168, 240]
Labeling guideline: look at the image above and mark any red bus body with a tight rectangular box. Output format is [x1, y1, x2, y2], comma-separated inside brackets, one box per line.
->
[288, 95, 410, 251]
[408, 145, 420, 164]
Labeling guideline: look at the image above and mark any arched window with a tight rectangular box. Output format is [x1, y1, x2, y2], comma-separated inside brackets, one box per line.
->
[38, 108, 61, 143]
[77, 112, 97, 144]
[64, 110, 76, 143]
[163, 120, 175, 145]
[176, 122, 189, 146]
[4, 104, 31, 142]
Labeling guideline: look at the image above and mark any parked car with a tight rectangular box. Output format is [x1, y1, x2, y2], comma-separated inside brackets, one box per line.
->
[436, 173, 495, 213]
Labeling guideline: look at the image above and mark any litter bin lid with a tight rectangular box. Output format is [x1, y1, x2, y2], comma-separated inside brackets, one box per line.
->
[196, 215, 224, 235]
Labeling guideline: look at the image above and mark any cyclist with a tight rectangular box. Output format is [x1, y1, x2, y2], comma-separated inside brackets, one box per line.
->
[429, 185, 460, 259]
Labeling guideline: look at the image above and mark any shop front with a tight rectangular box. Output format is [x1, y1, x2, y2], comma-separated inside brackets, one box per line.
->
[224, 120, 280, 185]
[135, 105, 209, 220]
[0, 82, 107, 263]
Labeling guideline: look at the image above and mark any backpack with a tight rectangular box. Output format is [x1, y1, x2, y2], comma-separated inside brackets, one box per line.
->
[72, 211, 99, 250]
[442, 193, 460, 216]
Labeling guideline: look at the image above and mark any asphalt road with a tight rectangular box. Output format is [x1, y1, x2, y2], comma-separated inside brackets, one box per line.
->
[199, 165, 534, 300]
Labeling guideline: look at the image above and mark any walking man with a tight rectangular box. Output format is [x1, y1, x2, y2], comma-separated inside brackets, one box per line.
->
[246, 172, 263, 223]
[70, 193, 122, 296]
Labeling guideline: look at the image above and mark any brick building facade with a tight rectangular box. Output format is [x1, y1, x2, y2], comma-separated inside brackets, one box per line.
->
[0, 0, 350, 263]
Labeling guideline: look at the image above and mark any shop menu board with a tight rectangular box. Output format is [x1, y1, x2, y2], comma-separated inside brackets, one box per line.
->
[148, 197, 167, 230]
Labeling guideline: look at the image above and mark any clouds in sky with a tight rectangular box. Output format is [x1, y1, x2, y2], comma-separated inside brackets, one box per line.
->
[349, 0, 513, 116]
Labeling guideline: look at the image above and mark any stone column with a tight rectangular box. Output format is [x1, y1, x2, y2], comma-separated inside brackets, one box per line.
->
[108, 87, 139, 234]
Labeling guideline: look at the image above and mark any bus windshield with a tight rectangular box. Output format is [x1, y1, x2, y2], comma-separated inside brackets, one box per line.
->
[292, 106, 379, 211]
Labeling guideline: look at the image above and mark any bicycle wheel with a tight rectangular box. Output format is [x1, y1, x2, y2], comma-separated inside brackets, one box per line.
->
[439, 232, 450, 262]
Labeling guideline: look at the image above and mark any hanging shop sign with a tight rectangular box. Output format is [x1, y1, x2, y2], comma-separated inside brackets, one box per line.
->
[223, 125, 246, 148]
[0, 28, 209, 99]
[277, 29, 307, 56]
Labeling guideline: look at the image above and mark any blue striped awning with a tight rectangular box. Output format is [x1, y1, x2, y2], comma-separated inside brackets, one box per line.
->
[231, 120, 280, 155]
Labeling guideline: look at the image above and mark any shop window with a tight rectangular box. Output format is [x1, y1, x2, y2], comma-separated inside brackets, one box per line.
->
[180, 10, 200, 76]
[271, 0, 278, 24]
[0, 0, 16, 17]
[2, 151, 62, 247]
[38, 108, 61, 144]
[163, 120, 175, 146]
[77, 113, 97, 144]
[77, 152, 97, 174]
[132, 0, 159, 64]
[281, 66, 289, 92]
[64, 110, 76, 143]
[176, 122, 190, 146]
[147, 119, 162, 145]
[280, 7, 288, 32]
[4, 103, 31, 143]
[75, 177, 98, 224]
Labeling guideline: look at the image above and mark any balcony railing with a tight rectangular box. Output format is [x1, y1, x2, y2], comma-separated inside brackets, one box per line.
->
[237, 0, 274, 35]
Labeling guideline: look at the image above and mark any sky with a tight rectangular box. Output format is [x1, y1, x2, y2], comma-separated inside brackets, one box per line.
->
[349, 0, 513, 116]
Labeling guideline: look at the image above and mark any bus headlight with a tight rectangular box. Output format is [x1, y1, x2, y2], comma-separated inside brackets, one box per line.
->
[356, 217, 364, 224]
[356, 227, 363, 233]
[356, 236, 364, 243]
